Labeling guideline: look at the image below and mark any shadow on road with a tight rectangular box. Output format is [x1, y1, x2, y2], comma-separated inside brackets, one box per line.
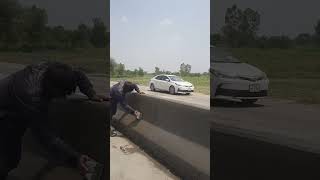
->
[211, 99, 264, 108]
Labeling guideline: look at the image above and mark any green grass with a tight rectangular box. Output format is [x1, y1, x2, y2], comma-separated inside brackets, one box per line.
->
[231, 48, 320, 79]
[230, 48, 320, 104]
[0, 48, 108, 74]
[111, 74, 210, 95]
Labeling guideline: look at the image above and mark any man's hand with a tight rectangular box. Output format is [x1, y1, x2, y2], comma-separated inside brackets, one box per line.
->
[78, 155, 91, 176]
[139, 92, 145, 95]
[90, 94, 110, 102]
[134, 110, 142, 120]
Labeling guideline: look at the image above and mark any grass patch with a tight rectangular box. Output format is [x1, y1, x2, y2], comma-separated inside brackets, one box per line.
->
[111, 74, 210, 95]
[0, 48, 108, 74]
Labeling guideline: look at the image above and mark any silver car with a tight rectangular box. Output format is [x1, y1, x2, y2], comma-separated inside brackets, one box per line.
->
[210, 47, 269, 104]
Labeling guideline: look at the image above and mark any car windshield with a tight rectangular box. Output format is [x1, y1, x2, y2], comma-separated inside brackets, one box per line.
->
[211, 47, 241, 63]
[214, 56, 241, 63]
[169, 76, 183, 82]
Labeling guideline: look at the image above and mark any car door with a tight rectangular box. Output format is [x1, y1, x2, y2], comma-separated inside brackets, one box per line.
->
[154, 75, 163, 90]
[162, 75, 171, 91]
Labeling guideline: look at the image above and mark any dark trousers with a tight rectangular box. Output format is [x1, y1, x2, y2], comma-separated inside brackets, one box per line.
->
[110, 98, 118, 117]
[0, 113, 26, 179]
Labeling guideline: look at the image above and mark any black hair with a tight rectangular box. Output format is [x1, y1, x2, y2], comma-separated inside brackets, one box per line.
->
[123, 81, 137, 94]
[42, 62, 77, 97]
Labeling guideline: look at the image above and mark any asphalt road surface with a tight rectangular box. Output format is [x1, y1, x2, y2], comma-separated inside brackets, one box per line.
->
[110, 81, 210, 110]
[212, 98, 320, 154]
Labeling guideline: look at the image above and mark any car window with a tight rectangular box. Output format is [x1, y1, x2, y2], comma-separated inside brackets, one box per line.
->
[169, 76, 183, 82]
[163, 76, 169, 81]
[155, 76, 162, 80]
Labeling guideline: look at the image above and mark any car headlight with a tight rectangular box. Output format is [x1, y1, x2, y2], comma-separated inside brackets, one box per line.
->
[261, 72, 268, 80]
[212, 71, 238, 79]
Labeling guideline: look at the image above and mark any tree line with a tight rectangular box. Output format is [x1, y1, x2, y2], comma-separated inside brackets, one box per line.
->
[211, 4, 320, 49]
[111, 58, 209, 78]
[0, 0, 108, 52]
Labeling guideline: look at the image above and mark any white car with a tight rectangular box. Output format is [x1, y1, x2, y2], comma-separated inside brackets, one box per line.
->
[211, 47, 269, 104]
[149, 74, 194, 95]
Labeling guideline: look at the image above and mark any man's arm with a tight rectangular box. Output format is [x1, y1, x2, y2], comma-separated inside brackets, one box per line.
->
[73, 70, 96, 99]
[119, 97, 135, 115]
[133, 84, 145, 94]
[73, 70, 110, 101]
[133, 84, 140, 93]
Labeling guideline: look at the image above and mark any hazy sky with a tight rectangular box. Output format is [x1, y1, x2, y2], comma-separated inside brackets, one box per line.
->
[19, 0, 109, 30]
[111, 0, 210, 73]
[211, 0, 320, 37]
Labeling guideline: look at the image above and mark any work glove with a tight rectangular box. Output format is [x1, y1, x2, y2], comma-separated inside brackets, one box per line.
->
[134, 110, 142, 120]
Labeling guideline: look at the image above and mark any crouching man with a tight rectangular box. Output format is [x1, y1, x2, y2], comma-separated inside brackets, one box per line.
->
[110, 80, 144, 136]
[0, 61, 108, 179]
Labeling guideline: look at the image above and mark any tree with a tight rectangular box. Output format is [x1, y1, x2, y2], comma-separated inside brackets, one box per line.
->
[110, 58, 117, 76]
[91, 18, 107, 48]
[211, 33, 222, 45]
[21, 5, 48, 49]
[0, 0, 22, 50]
[117, 63, 125, 77]
[138, 67, 144, 76]
[73, 24, 92, 48]
[180, 63, 191, 76]
[295, 33, 312, 46]
[222, 5, 260, 47]
[315, 20, 320, 45]
[154, 67, 160, 75]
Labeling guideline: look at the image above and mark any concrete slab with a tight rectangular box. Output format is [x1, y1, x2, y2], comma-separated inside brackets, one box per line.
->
[110, 136, 179, 180]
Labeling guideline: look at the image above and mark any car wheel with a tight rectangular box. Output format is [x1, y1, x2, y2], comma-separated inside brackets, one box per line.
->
[169, 86, 175, 95]
[186, 93, 190, 95]
[150, 83, 155, 91]
[242, 99, 258, 104]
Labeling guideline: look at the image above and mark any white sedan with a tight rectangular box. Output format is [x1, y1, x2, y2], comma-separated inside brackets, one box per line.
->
[211, 47, 269, 104]
[149, 74, 194, 95]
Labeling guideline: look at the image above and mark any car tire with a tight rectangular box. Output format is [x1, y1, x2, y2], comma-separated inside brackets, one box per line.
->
[150, 83, 155, 91]
[169, 86, 175, 95]
[242, 99, 258, 104]
[186, 93, 190, 95]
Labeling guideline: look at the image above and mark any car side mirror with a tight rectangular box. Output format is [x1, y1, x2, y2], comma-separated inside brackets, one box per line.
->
[165, 79, 170, 82]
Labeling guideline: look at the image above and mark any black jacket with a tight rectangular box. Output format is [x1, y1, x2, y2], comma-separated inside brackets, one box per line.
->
[110, 80, 140, 114]
[0, 61, 96, 168]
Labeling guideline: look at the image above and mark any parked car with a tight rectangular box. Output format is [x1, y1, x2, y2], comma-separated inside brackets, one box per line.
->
[210, 46, 269, 104]
[149, 74, 194, 95]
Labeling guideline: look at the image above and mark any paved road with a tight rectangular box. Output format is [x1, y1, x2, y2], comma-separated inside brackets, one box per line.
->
[212, 98, 320, 154]
[111, 81, 210, 110]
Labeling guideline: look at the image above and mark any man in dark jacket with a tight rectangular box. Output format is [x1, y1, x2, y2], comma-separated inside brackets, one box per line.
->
[110, 80, 144, 118]
[0, 61, 108, 179]
[110, 80, 144, 136]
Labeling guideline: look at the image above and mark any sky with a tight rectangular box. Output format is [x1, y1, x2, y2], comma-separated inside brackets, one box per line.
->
[110, 0, 210, 73]
[211, 0, 320, 37]
[19, 0, 109, 30]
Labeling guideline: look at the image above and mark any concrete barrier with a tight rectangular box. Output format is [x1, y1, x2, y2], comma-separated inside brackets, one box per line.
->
[16, 95, 109, 180]
[112, 93, 211, 180]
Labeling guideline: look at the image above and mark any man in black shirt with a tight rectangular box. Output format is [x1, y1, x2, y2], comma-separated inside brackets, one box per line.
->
[110, 80, 144, 136]
[0, 61, 108, 179]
